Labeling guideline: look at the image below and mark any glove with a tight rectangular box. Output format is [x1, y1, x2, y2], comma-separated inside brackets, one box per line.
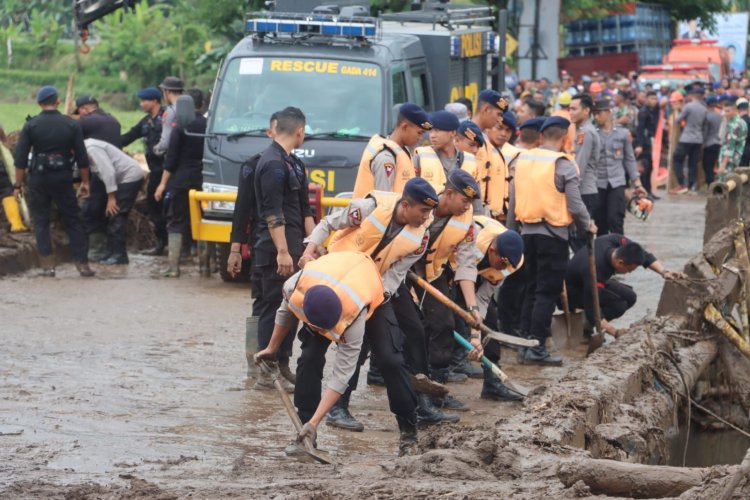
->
[296, 422, 317, 448]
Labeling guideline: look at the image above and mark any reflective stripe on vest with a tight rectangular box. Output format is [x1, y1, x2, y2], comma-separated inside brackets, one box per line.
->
[514, 148, 572, 227]
[472, 215, 522, 285]
[415, 146, 446, 193]
[425, 208, 474, 282]
[353, 135, 414, 198]
[327, 191, 431, 275]
[288, 252, 385, 342]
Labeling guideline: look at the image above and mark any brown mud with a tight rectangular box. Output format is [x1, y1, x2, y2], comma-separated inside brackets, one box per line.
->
[2, 195, 746, 499]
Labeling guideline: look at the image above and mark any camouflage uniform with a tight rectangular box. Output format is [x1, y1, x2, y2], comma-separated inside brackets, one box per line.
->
[720, 115, 749, 174]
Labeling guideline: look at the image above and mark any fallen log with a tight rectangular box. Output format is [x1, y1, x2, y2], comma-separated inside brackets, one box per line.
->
[557, 458, 712, 498]
[704, 304, 750, 360]
[719, 447, 750, 500]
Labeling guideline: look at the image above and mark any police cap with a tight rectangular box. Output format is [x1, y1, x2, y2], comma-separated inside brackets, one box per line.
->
[738, 98, 749, 110]
[720, 94, 738, 105]
[446, 168, 481, 200]
[428, 110, 460, 131]
[399, 102, 432, 130]
[403, 177, 439, 207]
[36, 85, 58, 103]
[519, 117, 545, 132]
[137, 87, 162, 101]
[74, 95, 98, 113]
[540, 116, 571, 133]
[478, 89, 509, 111]
[302, 285, 342, 330]
[593, 99, 611, 112]
[457, 121, 485, 146]
[159, 76, 184, 91]
[501, 111, 517, 133]
[494, 229, 524, 268]
[688, 85, 706, 95]
[706, 95, 720, 106]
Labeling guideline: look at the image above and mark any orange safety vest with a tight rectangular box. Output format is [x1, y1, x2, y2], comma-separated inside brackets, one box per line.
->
[424, 206, 474, 282]
[501, 143, 521, 168]
[472, 215, 523, 285]
[415, 146, 478, 194]
[475, 136, 508, 215]
[288, 252, 384, 343]
[353, 135, 414, 198]
[327, 191, 430, 275]
[514, 148, 573, 227]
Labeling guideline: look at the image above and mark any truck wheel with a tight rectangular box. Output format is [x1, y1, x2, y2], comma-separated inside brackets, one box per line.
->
[217, 242, 251, 283]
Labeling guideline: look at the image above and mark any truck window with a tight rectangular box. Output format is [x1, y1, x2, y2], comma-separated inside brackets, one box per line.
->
[411, 71, 430, 109]
[392, 70, 407, 106]
[211, 57, 383, 137]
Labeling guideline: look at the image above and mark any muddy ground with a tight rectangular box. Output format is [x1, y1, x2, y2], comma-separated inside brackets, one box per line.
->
[0, 195, 707, 499]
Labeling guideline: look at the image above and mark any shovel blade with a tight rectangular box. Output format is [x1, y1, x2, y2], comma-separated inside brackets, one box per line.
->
[586, 331, 604, 356]
[284, 441, 337, 465]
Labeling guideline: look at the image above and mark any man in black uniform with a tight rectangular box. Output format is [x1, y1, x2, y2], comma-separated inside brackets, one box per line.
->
[75, 94, 123, 261]
[251, 106, 316, 391]
[634, 91, 659, 198]
[565, 234, 684, 337]
[121, 87, 167, 255]
[154, 89, 207, 278]
[12, 86, 95, 277]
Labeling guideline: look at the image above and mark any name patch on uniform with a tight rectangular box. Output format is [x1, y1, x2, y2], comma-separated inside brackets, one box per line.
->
[384, 163, 395, 177]
[349, 208, 362, 224]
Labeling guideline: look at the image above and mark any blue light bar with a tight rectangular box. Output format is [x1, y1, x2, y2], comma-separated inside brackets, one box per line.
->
[247, 15, 377, 38]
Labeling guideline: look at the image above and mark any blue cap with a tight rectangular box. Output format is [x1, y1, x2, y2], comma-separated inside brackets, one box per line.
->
[494, 229, 524, 268]
[720, 94, 738, 104]
[446, 169, 480, 199]
[540, 116, 571, 133]
[36, 85, 59, 103]
[458, 121, 485, 146]
[399, 102, 432, 130]
[403, 177, 439, 207]
[689, 85, 706, 95]
[713, 82, 723, 90]
[303, 285, 342, 330]
[137, 87, 162, 101]
[706, 95, 720, 106]
[501, 111, 517, 133]
[428, 110, 460, 131]
[519, 117, 545, 132]
[478, 89, 508, 111]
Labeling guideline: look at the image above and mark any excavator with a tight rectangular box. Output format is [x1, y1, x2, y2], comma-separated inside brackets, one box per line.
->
[73, 0, 140, 52]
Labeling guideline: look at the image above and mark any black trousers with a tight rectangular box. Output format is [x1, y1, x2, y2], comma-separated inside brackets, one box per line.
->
[570, 193, 598, 252]
[454, 282, 502, 364]
[421, 273, 457, 369]
[496, 267, 525, 334]
[638, 147, 653, 194]
[165, 187, 197, 235]
[596, 185, 627, 236]
[335, 302, 417, 418]
[702, 144, 720, 186]
[568, 278, 637, 323]
[520, 234, 569, 344]
[108, 180, 144, 256]
[253, 263, 296, 362]
[391, 283, 429, 376]
[146, 169, 167, 244]
[26, 170, 88, 262]
[673, 142, 702, 188]
[81, 175, 108, 235]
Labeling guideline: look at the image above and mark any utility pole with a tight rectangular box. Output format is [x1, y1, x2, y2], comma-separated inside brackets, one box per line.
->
[498, 9, 507, 91]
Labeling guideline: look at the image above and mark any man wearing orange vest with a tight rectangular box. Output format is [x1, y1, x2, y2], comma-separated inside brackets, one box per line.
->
[352, 103, 432, 198]
[472, 89, 510, 220]
[254, 251, 388, 451]
[508, 116, 596, 366]
[487, 110, 521, 174]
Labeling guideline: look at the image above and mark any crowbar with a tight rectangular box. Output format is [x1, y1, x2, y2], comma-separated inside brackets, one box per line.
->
[453, 331, 530, 397]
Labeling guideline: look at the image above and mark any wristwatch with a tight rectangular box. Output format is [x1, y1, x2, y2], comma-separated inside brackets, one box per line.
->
[467, 305, 480, 313]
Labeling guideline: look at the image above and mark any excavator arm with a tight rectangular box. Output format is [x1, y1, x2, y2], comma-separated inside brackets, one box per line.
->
[74, 0, 141, 52]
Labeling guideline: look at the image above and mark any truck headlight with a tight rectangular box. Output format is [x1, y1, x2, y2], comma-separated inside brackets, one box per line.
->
[202, 183, 237, 212]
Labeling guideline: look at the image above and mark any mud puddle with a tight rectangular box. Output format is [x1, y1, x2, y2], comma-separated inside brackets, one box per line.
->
[668, 424, 750, 467]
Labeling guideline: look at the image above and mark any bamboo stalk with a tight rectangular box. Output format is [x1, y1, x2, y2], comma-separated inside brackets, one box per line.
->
[704, 304, 750, 360]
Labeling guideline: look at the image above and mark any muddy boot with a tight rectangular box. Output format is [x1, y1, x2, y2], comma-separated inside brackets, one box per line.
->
[432, 366, 467, 384]
[326, 393, 364, 432]
[410, 373, 448, 398]
[448, 347, 484, 379]
[252, 368, 275, 391]
[416, 393, 460, 427]
[481, 364, 524, 402]
[75, 261, 96, 277]
[38, 255, 56, 277]
[161, 233, 182, 278]
[2, 196, 29, 232]
[518, 345, 563, 366]
[143, 235, 167, 256]
[87, 233, 109, 262]
[197, 241, 210, 277]
[367, 365, 385, 386]
[396, 413, 419, 457]
[245, 317, 258, 377]
[279, 358, 296, 385]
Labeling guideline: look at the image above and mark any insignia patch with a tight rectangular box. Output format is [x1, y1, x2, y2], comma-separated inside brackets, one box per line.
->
[576, 131, 585, 145]
[422, 122, 433, 130]
[384, 163, 395, 176]
[349, 208, 362, 224]
[463, 186, 477, 198]
[464, 225, 475, 243]
[424, 197, 438, 207]
[241, 165, 254, 179]
[415, 233, 429, 255]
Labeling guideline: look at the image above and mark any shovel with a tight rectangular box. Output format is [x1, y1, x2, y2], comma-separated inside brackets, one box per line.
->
[586, 233, 605, 356]
[453, 331, 530, 397]
[256, 359, 337, 465]
[407, 271, 539, 349]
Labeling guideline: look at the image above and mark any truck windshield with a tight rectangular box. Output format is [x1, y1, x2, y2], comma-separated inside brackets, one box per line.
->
[211, 57, 383, 137]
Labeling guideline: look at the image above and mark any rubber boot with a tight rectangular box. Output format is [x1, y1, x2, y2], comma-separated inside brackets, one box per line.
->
[143, 235, 166, 256]
[87, 233, 109, 262]
[416, 393, 460, 427]
[480, 364, 524, 402]
[38, 255, 55, 277]
[161, 233, 182, 278]
[75, 261, 96, 277]
[279, 358, 296, 384]
[396, 413, 419, 457]
[326, 392, 364, 432]
[245, 316, 258, 377]
[197, 240, 210, 277]
[2, 196, 29, 232]
[518, 345, 563, 366]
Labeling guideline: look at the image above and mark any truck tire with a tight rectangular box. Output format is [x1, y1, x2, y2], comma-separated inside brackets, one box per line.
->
[217, 242, 252, 283]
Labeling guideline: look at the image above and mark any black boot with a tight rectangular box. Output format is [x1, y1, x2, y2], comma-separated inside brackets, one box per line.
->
[481, 364, 524, 402]
[416, 393, 460, 426]
[431, 366, 467, 384]
[143, 236, 166, 256]
[448, 344, 484, 379]
[367, 365, 385, 386]
[326, 393, 364, 432]
[396, 413, 419, 457]
[518, 345, 563, 366]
